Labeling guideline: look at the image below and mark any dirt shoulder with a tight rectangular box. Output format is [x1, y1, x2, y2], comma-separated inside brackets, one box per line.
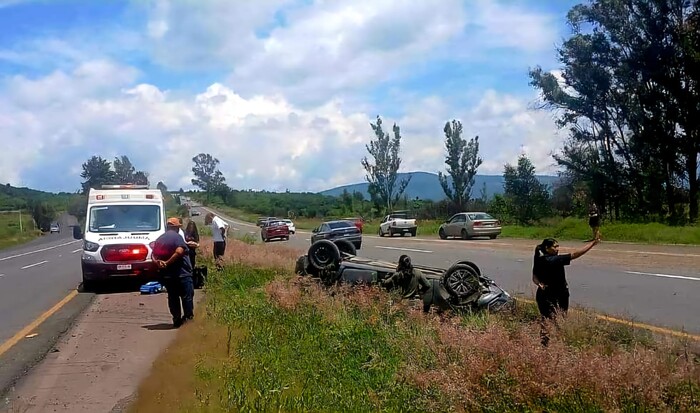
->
[0, 290, 204, 413]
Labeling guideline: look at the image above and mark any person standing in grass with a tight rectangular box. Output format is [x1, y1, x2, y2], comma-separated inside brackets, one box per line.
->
[205, 212, 229, 270]
[588, 202, 601, 241]
[532, 237, 599, 346]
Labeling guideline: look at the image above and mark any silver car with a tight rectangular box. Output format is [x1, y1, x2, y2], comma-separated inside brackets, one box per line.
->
[438, 212, 501, 240]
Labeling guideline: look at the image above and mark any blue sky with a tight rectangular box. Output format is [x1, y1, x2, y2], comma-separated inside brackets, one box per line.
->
[0, 0, 581, 193]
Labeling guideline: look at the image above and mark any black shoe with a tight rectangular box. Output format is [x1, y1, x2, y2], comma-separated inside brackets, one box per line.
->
[173, 317, 183, 328]
[182, 315, 194, 325]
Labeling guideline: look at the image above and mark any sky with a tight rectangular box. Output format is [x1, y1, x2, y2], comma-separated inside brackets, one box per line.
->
[0, 0, 580, 194]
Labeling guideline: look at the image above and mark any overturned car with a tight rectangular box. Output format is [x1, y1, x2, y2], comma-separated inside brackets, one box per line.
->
[295, 239, 515, 314]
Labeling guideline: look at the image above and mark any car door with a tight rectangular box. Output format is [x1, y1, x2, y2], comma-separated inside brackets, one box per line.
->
[445, 214, 463, 237]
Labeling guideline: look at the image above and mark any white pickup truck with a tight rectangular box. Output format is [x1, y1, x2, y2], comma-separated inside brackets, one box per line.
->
[378, 211, 417, 237]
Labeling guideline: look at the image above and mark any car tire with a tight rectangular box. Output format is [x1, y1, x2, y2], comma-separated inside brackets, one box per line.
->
[442, 264, 482, 300]
[489, 235, 497, 239]
[308, 240, 341, 270]
[378, 227, 385, 237]
[333, 239, 357, 256]
[461, 229, 469, 240]
[438, 228, 447, 239]
[410, 229, 416, 237]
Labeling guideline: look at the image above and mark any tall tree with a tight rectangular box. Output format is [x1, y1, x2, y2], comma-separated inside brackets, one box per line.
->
[503, 155, 551, 225]
[132, 171, 149, 186]
[80, 156, 115, 194]
[156, 181, 168, 193]
[191, 153, 226, 201]
[529, 0, 700, 222]
[113, 156, 136, 184]
[361, 116, 412, 213]
[437, 120, 483, 212]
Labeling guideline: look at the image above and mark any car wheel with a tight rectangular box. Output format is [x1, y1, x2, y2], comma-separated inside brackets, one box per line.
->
[461, 229, 469, 240]
[489, 235, 497, 239]
[410, 229, 416, 237]
[443, 264, 482, 300]
[308, 240, 341, 270]
[438, 227, 447, 239]
[333, 239, 357, 256]
[378, 227, 385, 237]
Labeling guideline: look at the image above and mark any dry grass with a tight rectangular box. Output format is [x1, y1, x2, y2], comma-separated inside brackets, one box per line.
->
[131, 237, 700, 412]
[127, 311, 232, 413]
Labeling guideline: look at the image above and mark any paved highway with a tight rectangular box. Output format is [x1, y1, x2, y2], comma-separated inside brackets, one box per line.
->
[0, 214, 94, 395]
[198, 205, 700, 336]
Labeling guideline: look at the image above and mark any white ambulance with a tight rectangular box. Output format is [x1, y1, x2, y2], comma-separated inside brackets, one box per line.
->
[73, 184, 167, 289]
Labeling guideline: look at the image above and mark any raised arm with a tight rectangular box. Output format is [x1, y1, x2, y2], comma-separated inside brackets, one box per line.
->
[571, 239, 599, 260]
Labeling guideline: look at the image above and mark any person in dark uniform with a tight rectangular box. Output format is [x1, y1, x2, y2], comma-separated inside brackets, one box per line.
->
[382, 255, 432, 299]
[152, 217, 195, 328]
[588, 202, 601, 241]
[532, 237, 599, 345]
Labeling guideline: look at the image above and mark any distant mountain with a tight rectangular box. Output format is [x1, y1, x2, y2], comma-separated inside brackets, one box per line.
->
[319, 172, 561, 201]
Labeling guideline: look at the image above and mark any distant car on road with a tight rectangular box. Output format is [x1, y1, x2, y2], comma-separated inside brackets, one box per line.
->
[311, 220, 362, 250]
[281, 219, 296, 234]
[438, 212, 501, 240]
[379, 211, 417, 237]
[257, 216, 279, 227]
[261, 220, 290, 242]
[49, 223, 60, 234]
[342, 217, 364, 233]
[191, 210, 201, 216]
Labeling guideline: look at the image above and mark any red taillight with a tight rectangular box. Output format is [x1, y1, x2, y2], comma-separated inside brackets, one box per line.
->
[101, 244, 149, 262]
[473, 221, 483, 227]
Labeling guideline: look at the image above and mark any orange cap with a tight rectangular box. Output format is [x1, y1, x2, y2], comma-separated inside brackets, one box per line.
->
[166, 217, 182, 227]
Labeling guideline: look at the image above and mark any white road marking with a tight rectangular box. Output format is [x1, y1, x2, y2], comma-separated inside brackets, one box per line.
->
[71, 249, 82, 254]
[376, 246, 433, 253]
[0, 240, 80, 262]
[618, 250, 700, 258]
[21, 260, 48, 270]
[625, 271, 700, 282]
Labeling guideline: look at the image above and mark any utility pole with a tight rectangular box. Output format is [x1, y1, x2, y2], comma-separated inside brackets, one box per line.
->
[19, 209, 22, 232]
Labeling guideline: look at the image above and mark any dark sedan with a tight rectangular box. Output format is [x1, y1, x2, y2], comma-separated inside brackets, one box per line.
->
[311, 220, 362, 249]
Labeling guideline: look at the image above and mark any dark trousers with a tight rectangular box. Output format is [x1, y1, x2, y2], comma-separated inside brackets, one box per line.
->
[163, 276, 194, 322]
[213, 241, 226, 269]
[189, 250, 196, 269]
[536, 286, 569, 346]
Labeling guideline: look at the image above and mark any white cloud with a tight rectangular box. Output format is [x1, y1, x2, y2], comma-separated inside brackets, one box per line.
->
[142, 0, 559, 104]
[0, 61, 561, 192]
[0, 1, 567, 192]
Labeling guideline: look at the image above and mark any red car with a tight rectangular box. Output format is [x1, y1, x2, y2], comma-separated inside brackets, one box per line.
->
[342, 217, 364, 233]
[261, 220, 290, 242]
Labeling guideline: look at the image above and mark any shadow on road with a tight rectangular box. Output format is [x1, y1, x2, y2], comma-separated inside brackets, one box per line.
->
[78, 279, 146, 295]
[141, 323, 176, 331]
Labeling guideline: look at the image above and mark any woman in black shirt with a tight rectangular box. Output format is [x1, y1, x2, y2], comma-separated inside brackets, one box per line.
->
[532, 237, 599, 345]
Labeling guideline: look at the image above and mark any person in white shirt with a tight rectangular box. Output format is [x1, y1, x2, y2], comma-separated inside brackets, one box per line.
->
[205, 212, 229, 269]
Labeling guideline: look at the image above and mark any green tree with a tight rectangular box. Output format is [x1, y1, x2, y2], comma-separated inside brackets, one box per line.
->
[132, 171, 149, 186]
[361, 116, 412, 213]
[529, 0, 700, 222]
[113, 156, 136, 184]
[80, 156, 115, 194]
[156, 181, 168, 193]
[191, 153, 226, 202]
[437, 120, 482, 212]
[30, 200, 56, 232]
[503, 155, 551, 225]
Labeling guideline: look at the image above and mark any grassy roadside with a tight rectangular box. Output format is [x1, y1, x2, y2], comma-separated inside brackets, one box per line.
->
[129, 236, 700, 412]
[208, 205, 700, 245]
[0, 213, 41, 250]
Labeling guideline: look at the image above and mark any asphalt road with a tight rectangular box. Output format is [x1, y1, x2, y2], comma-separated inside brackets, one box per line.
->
[197, 204, 700, 336]
[0, 213, 94, 396]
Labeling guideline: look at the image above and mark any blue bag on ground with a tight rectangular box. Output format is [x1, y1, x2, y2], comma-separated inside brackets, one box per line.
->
[140, 281, 165, 294]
